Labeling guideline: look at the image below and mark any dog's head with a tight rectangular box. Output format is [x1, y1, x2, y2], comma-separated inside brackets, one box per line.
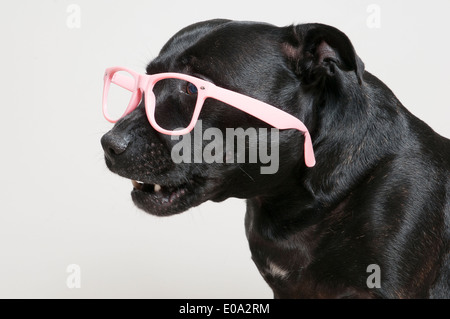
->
[101, 19, 364, 216]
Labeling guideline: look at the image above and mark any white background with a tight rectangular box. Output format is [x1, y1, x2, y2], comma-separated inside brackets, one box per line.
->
[1, 0, 449, 298]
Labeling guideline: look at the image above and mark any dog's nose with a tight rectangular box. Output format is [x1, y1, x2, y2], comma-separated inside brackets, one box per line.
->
[101, 131, 130, 160]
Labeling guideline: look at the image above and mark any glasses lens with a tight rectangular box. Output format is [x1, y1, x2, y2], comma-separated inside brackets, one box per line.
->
[153, 78, 198, 131]
[105, 70, 136, 121]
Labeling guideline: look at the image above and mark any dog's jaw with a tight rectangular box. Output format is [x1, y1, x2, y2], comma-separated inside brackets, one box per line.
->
[129, 176, 210, 216]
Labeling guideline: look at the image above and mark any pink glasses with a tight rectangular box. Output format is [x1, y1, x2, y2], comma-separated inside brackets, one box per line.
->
[102, 66, 316, 167]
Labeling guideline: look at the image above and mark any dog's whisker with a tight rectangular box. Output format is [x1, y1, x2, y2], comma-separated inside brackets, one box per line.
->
[238, 166, 255, 182]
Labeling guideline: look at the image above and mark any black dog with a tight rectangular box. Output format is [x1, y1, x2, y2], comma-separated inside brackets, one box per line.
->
[101, 19, 450, 298]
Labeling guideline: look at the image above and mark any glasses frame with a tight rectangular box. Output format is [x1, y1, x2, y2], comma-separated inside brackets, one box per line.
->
[102, 66, 315, 167]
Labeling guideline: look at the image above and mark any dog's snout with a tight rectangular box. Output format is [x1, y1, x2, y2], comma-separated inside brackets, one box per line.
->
[101, 131, 130, 160]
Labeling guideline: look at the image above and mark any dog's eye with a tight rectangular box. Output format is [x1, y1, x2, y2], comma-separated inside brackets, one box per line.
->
[185, 83, 198, 95]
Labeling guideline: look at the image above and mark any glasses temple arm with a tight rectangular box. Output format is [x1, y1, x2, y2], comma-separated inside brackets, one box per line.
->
[302, 131, 316, 168]
[208, 85, 316, 167]
[111, 73, 135, 92]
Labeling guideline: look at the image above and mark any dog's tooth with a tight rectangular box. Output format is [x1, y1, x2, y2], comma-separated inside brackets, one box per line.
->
[154, 184, 162, 192]
[132, 180, 143, 190]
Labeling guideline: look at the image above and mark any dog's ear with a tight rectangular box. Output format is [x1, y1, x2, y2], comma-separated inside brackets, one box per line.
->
[282, 23, 365, 86]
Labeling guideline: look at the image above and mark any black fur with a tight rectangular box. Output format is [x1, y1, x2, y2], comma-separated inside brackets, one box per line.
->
[101, 20, 450, 298]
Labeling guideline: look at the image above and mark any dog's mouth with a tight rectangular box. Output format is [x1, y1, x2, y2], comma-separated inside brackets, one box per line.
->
[131, 180, 189, 204]
[130, 177, 207, 216]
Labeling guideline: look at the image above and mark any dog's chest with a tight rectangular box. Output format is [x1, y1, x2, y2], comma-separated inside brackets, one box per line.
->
[247, 232, 374, 298]
[245, 208, 356, 298]
[245, 217, 313, 297]
[246, 231, 311, 297]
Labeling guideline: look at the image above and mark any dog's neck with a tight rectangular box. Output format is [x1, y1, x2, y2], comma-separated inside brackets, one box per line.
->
[303, 73, 407, 205]
[248, 72, 408, 238]
[245, 74, 410, 297]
